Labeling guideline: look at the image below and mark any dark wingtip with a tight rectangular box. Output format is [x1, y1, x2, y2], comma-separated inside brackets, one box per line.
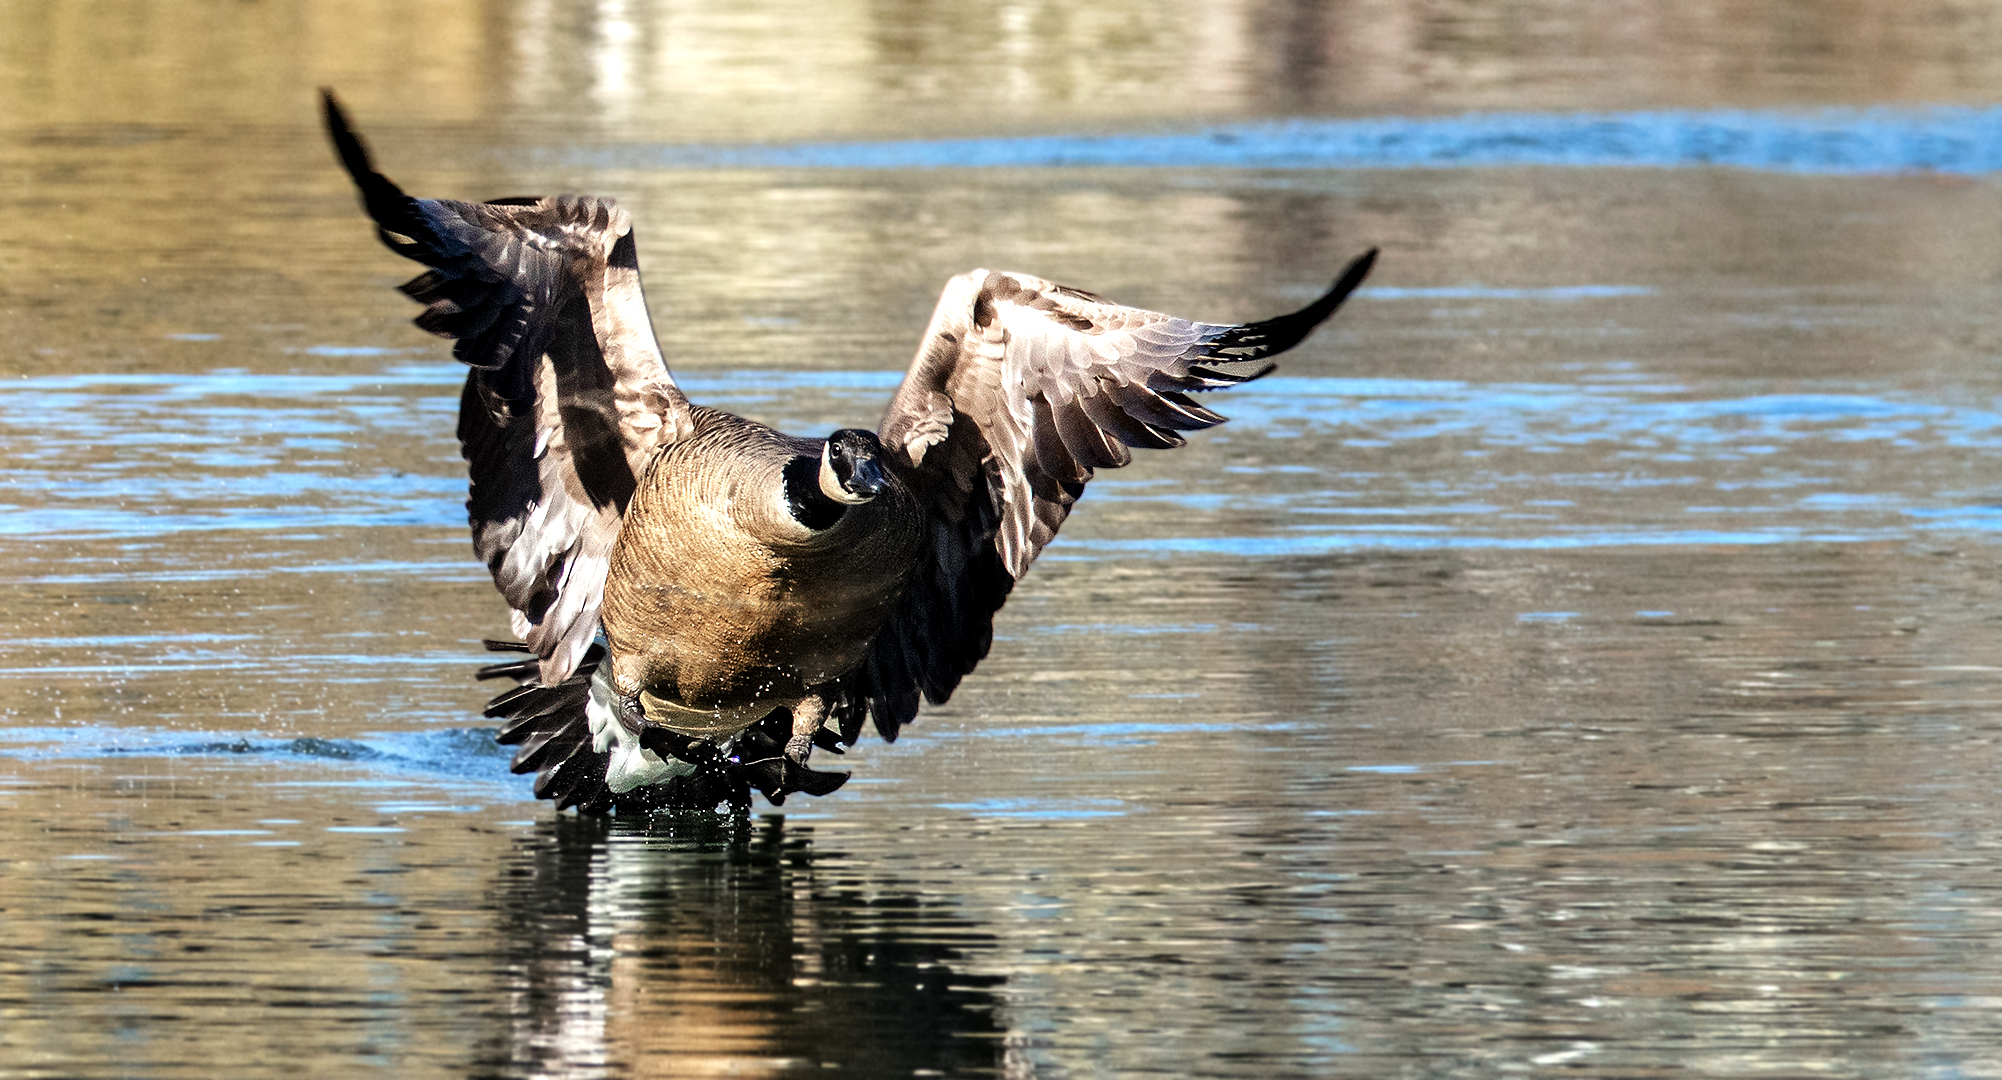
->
[320, 88, 428, 245]
[1208, 246, 1380, 362]
[1326, 246, 1379, 310]
[1279, 246, 1380, 341]
[320, 88, 375, 189]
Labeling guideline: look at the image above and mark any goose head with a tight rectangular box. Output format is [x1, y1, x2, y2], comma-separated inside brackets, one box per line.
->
[784, 428, 890, 531]
[819, 428, 888, 505]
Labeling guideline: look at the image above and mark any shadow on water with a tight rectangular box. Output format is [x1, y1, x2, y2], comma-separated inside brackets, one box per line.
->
[478, 814, 1009, 1079]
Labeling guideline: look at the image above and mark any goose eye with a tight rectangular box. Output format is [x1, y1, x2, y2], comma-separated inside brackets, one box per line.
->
[819, 445, 871, 505]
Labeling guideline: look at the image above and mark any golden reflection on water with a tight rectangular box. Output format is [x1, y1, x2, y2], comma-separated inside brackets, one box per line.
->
[12, 0, 2002, 139]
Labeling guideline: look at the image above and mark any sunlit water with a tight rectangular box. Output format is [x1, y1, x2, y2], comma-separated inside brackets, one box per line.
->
[11, 2, 2002, 1077]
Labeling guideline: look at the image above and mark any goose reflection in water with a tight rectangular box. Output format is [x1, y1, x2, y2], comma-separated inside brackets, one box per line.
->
[481, 815, 1010, 1077]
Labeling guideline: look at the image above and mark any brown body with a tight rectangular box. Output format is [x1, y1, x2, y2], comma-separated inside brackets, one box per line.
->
[601, 408, 925, 736]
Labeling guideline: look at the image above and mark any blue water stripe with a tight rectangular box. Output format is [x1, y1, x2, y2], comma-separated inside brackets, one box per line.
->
[583, 107, 2002, 175]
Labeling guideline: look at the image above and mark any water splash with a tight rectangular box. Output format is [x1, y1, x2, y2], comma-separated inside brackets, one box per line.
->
[0, 723, 521, 790]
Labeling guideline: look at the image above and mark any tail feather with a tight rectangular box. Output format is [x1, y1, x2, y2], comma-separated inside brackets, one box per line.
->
[476, 638, 852, 814]
[476, 657, 540, 681]
[485, 640, 616, 814]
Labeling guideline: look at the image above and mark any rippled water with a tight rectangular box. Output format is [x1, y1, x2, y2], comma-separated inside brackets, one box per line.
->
[11, 1, 2002, 1077]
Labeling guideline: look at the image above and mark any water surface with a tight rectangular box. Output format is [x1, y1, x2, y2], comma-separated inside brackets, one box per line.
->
[7, 2, 2002, 1077]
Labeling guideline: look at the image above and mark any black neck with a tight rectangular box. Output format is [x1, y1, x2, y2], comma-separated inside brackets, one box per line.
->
[782, 455, 847, 531]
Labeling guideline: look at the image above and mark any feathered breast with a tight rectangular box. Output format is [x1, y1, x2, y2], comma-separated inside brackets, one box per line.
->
[598, 410, 927, 707]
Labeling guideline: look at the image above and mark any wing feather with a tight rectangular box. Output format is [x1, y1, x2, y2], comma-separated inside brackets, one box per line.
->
[324, 91, 695, 683]
[843, 249, 1377, 739]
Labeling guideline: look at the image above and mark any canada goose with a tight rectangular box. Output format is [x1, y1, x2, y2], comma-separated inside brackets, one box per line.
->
[322, 92, 1377, 814]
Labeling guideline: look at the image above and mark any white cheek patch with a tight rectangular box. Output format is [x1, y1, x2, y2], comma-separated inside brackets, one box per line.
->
[820, 443, 872, 505]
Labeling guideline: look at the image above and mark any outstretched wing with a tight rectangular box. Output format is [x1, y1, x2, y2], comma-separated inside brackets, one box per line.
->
[830, 250, 1379, 742]
[324, 91, 695, 683]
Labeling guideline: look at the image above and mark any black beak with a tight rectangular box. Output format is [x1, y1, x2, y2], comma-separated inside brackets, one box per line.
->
[846, 455, 887, 498]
